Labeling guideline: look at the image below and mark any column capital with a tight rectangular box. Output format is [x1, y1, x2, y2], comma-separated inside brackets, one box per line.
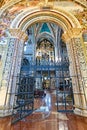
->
[9, 28, 28, 41]
[62, 28, 82, 43]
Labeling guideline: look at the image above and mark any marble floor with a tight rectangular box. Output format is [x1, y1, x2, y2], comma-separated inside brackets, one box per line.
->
[0, 90, 87, 130]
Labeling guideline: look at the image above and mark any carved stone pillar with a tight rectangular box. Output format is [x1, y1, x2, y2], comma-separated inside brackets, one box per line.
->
[0, 29, 28, 116]
[62, 28, 87, 117]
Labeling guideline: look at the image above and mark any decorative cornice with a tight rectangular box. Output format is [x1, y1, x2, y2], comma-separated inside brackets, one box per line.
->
[9, 28, 28, 41]
[62, 28, 82, 43]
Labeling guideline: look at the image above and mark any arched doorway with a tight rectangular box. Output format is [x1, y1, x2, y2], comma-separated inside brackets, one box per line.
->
[11, 12, 77, 123]
[10, 7, 83, 123]
[1, 5, 87, 123]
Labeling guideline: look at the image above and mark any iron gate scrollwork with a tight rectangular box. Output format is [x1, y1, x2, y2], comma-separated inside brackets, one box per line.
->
[12, 75, 35, 124]
[56, 76, 74, 112]
[12, 60, 74, 124]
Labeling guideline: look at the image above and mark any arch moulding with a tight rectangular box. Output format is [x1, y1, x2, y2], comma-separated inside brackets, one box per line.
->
[10, 6, 87, 117]
[10, 6, 81, 41]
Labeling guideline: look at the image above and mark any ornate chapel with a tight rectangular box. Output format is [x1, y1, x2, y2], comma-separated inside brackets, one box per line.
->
[0, 0, 87, 129]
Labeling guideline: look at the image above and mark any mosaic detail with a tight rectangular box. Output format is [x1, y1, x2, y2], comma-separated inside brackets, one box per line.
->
[75, 38, 87, 71]
[0, 39, 8, 87]
[75, 10, 87, 30]
[74, 37, 87, 89]
[0, 37, 24, 87]
[1, 38, 15, 87]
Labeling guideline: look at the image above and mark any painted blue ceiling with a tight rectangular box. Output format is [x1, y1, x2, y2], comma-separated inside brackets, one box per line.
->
[40, 23, 51, 33]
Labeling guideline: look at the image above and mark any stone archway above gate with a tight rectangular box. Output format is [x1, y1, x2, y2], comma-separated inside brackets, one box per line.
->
[10, 6, 81, 33]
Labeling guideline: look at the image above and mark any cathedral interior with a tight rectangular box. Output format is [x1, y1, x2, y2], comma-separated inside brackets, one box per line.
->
[0, 0, 87, 130]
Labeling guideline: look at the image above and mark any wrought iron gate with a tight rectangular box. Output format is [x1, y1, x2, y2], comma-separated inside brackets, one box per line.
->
[11, 75, 35, 124]
[25, 61, 74, 113]
[12, 60, 74, 124]
[56, 76, 74, 112]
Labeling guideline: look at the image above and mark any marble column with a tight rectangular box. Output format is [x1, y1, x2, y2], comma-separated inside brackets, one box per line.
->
[0, 29, 28, 117]
[62, 28, 87, 117]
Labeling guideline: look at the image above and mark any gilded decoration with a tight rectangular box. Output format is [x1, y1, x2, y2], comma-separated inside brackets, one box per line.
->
[75, 10, 87, 30]
[9, 29, 28, 41]
[62, 28, 82, 43]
